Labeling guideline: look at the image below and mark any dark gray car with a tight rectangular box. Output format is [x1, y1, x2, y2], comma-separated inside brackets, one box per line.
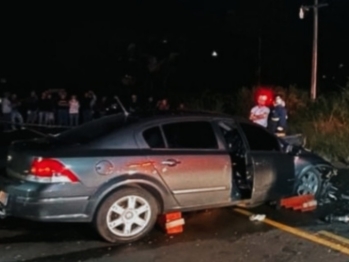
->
[0, 111, 336, 243]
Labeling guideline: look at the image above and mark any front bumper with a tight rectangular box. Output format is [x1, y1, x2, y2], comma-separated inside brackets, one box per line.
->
[0, 175, 95, 222]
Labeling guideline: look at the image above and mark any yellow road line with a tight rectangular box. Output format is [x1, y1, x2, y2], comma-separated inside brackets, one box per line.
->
[317, 230, 349, 246]
[233, 208, 349, 256]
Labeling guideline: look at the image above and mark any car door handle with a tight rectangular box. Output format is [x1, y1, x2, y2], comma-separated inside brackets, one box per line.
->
[161, 159, 181, 167]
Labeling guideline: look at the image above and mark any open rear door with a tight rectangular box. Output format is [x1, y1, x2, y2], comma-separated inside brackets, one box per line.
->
[247, 151, 295, 204]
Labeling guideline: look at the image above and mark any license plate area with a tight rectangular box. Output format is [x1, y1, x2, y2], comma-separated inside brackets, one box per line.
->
[0, 191, 8, 206]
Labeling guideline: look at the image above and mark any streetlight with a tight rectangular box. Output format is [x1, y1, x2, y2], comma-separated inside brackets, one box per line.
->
[299, 1, 328, 101]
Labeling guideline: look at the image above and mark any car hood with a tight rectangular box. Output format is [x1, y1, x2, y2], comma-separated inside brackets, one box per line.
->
[297, 148, 332, 166]
[298, 149, 332, 165]
[279, 138, 332, 167]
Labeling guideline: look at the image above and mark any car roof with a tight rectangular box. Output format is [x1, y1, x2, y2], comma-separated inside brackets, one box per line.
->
[124, 110, 250, 124]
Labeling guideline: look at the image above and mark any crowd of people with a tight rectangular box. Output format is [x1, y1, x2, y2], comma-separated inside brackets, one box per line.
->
[1, 88, 287, 135]
[249, 94, 288, 135]
[0, 89, 183, 131]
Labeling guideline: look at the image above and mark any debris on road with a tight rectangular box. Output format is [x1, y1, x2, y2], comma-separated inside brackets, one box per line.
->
[341, 194, 349, 201]
[319, 181, 339, 204]
[249, 214, 266, 222]
[325, 214, 349, 223]
[328, 193, 337, 201]
[318, 175, 349, 224]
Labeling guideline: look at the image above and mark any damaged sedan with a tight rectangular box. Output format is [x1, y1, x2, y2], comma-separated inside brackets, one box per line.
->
[0, 111, 336, 243]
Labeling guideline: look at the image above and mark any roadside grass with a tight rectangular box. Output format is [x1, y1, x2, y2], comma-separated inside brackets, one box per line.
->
[184, 85, 349, 162]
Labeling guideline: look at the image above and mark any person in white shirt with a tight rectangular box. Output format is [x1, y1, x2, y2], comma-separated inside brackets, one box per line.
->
[69, 95, 80, 127]
[249, 95, 270, 128]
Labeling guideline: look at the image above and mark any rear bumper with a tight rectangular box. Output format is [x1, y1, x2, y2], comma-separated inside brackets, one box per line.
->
[0, 175, 95, 222]
[0, 195, 91, 222]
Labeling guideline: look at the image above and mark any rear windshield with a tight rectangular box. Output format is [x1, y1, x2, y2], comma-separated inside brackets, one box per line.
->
[53, 114, 137, 145]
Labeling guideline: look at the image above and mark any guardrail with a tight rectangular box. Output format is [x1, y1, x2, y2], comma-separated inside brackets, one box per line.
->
[0, 121, 72, 130]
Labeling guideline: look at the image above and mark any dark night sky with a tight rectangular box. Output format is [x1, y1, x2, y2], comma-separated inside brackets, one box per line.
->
[1, 0, 349, 94]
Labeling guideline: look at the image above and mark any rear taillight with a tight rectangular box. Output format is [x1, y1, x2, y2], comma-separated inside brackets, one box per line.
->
[29, 158, 79, 183]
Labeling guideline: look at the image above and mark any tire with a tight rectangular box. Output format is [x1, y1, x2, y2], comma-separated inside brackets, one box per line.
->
[94, 187, 159, 243]
[294, 166, 322, 198]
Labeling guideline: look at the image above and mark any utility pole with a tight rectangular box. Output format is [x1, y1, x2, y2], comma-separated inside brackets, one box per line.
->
[311, 0, 318, 101]
[300, 1, 328, 101]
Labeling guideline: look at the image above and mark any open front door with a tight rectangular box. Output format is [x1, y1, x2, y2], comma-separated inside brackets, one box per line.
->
[237, 122, 295, 205]
[247, 151, 295, 204]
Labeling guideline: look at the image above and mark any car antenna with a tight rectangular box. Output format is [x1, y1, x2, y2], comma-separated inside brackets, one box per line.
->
[114, 96, 129, 117]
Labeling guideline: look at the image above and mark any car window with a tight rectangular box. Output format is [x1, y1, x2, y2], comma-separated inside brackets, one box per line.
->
[162, 121, 218, 149]
[54, 114, 138, 145]
[219, 122, 246, 155]
[143, 126, 165, 148]
[239, 122, 280, 151]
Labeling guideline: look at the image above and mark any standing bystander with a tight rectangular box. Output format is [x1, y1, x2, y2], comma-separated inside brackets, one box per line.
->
[249, 95, 270, 128]
[10, 94, 23, 130]
[157, 98, 170, 111]
[269, 94, 288, 135]
[57, 92, 69, 126]
[69, 95, 80, 126]
[26, 91, 38, 124]
[81, 91, 97, 123]
[45, 93, 55, 125]
[2, 92, 12, 131]
[38, 92, 47, 125]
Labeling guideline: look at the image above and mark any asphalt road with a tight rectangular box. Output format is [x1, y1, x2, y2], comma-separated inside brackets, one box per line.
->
[1, 207, 349, 262]
[2, 170, 349, 262]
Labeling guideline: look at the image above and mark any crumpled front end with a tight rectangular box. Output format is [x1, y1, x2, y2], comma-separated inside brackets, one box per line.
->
[315, 164, 338, 201]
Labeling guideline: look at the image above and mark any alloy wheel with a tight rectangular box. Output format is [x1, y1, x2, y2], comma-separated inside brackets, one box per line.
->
[106, 195, 152, 237]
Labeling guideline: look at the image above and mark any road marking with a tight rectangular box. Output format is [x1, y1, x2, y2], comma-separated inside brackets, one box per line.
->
[233, 208, 349, 256]
[317, 230, 349, 246]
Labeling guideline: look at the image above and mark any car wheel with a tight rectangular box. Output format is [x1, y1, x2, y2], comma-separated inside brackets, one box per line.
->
[295, 166, 322, 197]
[95, 187, 159, 243]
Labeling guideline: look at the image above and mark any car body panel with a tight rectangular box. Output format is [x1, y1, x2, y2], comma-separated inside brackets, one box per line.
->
[234, 121, 296, 203]
[0, 174, 92, 221]
[148, 151, 232, 207]
[247, 152, 295, 203]
[85, 173, 180, 218]
[134, 117, 233, 207]
[0, 112, 336, 223]
[213, 118, 295, 204]
[294, 150, 333, 175]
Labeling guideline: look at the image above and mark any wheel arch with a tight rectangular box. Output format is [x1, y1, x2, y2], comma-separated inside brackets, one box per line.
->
[294, 161, 336, 197]
[86, 173, 178, 221]
[295, 158, 335, 179]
